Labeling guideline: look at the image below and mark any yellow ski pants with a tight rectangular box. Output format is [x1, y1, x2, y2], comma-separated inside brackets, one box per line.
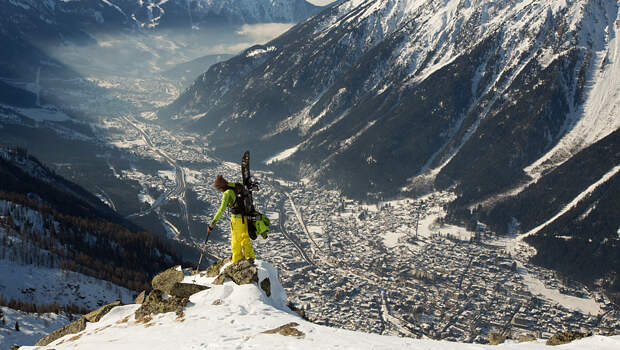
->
[230, 214, 255, 263]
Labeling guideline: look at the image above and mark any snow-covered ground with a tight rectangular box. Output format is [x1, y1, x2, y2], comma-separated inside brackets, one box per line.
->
[17, 261, 620, 350]
[0, 307, 71, 350]
[487, 236, 602, 317]
[516, 262, 601, 316]
[0, 260, 135, 311]
[380, 194, 473, 249]
[0, 259, 136, 349]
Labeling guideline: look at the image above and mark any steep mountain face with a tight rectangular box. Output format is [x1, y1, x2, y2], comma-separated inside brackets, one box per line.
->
[160, 0, 619, 292]
[163, 53, 235, 89]
[161, 0, 618, 197]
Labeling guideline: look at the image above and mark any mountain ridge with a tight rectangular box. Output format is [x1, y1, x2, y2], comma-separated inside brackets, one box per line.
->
[16, 259, 620, 349]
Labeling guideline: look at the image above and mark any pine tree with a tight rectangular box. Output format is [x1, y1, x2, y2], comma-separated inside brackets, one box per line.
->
[14, 320, 19, 331]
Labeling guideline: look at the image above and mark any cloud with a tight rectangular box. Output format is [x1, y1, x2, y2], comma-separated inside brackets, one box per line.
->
[209, 42, 257, 55]
[236, 23, 295, 42]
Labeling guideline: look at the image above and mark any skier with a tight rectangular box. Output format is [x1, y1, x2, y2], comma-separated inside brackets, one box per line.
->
[208, 174, 255, 264]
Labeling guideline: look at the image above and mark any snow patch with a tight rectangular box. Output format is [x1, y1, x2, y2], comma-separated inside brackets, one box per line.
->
[246, 46, 276, 57]
[264, 144, 300, 164]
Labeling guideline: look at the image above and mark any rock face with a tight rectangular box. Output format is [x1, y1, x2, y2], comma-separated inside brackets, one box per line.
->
[204, 257, 232, 277]
[35, 301, 122, 346]
[152, 265, 184, 294]
[262, 322, 305, 338]
[546, 331, 591, 345]
[488, 333, 505, 345]
[135, 290, 147, 304]
[213, 259, 258, 286]
[169, 282, 209, 299]
[260, 278, 271, 297]
[135, 289, 188, 320]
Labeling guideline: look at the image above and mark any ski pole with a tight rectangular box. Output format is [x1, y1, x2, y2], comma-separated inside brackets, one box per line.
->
[194, 227, 212, 279]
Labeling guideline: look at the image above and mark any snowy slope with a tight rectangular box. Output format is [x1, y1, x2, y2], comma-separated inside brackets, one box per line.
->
[0, 307, 71, 350]
[0, 259, 135, 311]
[525, 1, 620, 180]
[0, 258, 135, 350]
[17, 261, 620, 350]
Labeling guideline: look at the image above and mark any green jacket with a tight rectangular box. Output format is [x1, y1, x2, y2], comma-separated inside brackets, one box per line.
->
[210, 183, 237, 226]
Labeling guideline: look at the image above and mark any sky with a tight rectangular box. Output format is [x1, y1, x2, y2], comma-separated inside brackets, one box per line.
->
[307, 0, 338, 5]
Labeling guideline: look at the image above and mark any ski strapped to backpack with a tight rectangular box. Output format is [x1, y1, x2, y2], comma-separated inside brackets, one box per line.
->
[230, 151, 270, 240]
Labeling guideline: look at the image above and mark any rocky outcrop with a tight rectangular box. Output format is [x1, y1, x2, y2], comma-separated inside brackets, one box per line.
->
[262, 322, 305, 338]
[488, 333, 505, 345]
[152, 265, 184, 294]
[287, 301, 309, 321]
[135, 289, 188, 320]
[213, 260, 258, 286]
[210, 259, 273, 298]
[135, 290, 147, 304]
[35, 301, 122, 346]
[546, 331, 591, 345]
[169, 282, 209, 299]
[204, 257, 232, 277]
[260, 278, 271, 297]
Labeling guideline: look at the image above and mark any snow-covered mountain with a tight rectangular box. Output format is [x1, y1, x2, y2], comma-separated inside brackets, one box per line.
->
[159, 0, 619, 295]
[161, 0, 618, 195]
[15, 260, 620, 349]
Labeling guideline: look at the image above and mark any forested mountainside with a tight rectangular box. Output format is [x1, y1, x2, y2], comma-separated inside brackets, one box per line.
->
[0, 146, 183, 291]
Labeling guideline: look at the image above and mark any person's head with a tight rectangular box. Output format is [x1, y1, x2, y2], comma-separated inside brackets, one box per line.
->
[213, 175, 228, 192]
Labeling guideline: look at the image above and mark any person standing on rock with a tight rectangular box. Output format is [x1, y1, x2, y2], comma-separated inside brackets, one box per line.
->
[208, 175, 255, 264]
